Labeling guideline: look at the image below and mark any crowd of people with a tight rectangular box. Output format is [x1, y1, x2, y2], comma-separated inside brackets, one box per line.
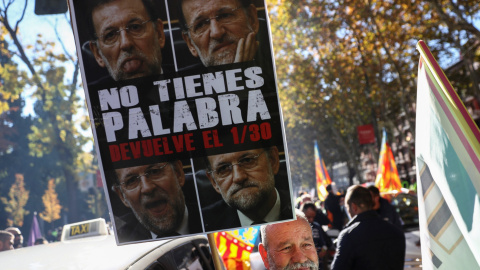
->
[1, 184, 407, 270]
[0, 227, 20, 252]
[0, 225, 66, 252]
[266, 183, 407, 270]
[0, 226, 27, 252]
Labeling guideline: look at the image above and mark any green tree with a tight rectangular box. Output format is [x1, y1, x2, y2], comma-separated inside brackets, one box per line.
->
[423, 0, 480, 42]
[0, 27, 25, 115]
[39, 178, 62, 225]
[266, 0, 479, 185]
[0, 0, 93, 222]
[0, 25, 27, 153]
[1, 174, 29, 227]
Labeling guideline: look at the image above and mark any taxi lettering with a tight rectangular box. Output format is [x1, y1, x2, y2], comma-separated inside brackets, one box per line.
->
[70, 223, 90, 236]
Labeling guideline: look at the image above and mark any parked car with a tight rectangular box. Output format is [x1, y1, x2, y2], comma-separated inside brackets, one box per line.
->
[383, 189, 419, 230]
[0, 218, 223, 270]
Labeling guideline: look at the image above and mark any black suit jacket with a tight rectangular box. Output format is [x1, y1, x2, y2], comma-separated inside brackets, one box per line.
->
[202, 189, 293, 232]
[325, 193, 345, 230]
[115, 198, 203, 243]
[331, 210, 406, 270]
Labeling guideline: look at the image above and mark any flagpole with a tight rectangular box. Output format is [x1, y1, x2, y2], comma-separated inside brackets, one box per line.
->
[415, 40, 480, 268]
[207, 233, 223, 270]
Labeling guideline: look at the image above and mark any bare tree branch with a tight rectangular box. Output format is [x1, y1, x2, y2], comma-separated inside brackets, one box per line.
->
[3, 0, 14, 13]
[2, 13, 45, 91]
[67, 60, 80, 111]
[14, 0, 27, 33]
[1, 0, 14, 25]
[63, 13, 70, 26]
[52, 18, 74, 61]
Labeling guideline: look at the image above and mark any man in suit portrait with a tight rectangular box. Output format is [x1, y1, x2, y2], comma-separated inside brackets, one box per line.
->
[112, 161, 202, 243]
[202, 146, 293, 231]
[178, 0, 260, 67]
[87, 0, 166, 81]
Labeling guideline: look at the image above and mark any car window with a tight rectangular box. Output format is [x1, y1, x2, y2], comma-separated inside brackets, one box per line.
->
[192, 239, 216, 270]
[172, 240, 214, 270]
[391, 194, 419, 229]
[145, 239, 214, 270]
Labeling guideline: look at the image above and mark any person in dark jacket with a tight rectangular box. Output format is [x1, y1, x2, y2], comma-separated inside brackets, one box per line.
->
[324, 183, 345, 231]
[331, 185, 405, 270]
[368, 186, 403, 229]
[301, 202, 331, 270]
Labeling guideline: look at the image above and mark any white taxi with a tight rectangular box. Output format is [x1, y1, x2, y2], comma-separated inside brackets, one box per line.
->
[0, 218, 221, 270]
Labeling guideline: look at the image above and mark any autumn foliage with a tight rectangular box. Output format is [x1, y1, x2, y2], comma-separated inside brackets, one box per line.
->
[0, 174, 30, 227]
[39, 179, 62, 224]
[265, 0, 480, 185]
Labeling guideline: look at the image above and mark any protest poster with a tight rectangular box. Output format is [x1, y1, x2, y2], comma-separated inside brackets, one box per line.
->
[68, 0, 294, 245]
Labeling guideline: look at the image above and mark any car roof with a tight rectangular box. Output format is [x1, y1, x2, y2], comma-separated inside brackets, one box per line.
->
[0, 234, 172, 270]
[0, 218, 212, 270]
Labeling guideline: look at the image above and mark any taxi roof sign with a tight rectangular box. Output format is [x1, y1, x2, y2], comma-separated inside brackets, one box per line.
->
[61, 218, 109, 241]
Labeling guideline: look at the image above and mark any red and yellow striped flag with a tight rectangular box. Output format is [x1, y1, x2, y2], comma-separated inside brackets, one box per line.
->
[315, 140, 332, 201]
[375, 129, 402, 193]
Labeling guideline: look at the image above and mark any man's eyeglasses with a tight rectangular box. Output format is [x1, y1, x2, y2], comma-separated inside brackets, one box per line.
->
[96, 19, 152, 46]
[117, 163, 169, 191]
[208, 151, 265, 180]
[185, 7, 243, 37]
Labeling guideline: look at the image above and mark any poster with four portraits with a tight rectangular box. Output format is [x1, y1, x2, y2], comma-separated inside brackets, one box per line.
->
[69, 0, 295, 245]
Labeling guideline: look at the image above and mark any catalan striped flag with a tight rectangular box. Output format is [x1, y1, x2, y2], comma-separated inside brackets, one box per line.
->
[374, 129, 402, 193]
[315, 140, 332, 201]
[214, 227, 260, 270]
[415, 40, 480, 269]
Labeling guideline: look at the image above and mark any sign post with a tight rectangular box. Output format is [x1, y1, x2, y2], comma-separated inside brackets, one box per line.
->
[207, 233, 224, 270]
